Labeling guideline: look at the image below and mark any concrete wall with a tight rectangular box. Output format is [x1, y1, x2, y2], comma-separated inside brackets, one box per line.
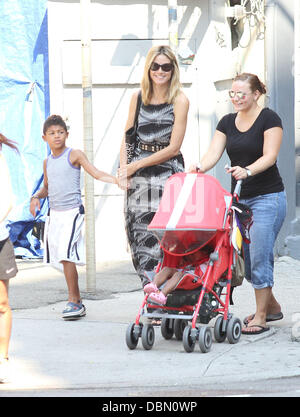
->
[264, 0, 295, 254]
[295, 0, 300, 204]
[47, 0, 295, 260]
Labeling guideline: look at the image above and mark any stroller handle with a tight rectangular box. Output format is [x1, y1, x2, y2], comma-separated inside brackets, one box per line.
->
[233, 180, 242, 199]
[224, 165, 242, 200]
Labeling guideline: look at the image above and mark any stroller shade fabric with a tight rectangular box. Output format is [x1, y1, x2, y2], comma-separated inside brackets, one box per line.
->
[149, 173, 232, 254]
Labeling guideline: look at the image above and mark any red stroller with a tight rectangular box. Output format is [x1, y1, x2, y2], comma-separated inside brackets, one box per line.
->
[126, 172, 248, 353]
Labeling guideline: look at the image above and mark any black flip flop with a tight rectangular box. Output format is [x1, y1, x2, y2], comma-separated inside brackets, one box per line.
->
[243, 312, 283, 325]
[242, 325, 270, 335]
[265, 312, 284, 322]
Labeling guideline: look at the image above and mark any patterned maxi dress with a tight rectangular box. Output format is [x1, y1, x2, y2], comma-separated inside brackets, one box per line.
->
[124, 101, 185, 285]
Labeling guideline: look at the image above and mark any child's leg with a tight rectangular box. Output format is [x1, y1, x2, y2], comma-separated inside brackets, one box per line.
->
[161, 270, 184, 296]
[153, 267, 177, 288]
[61, 261, 81, 303]
[0, 280, 11, 359]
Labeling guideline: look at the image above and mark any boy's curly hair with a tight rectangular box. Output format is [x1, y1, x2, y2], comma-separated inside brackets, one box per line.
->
[43, 115, 68, 134]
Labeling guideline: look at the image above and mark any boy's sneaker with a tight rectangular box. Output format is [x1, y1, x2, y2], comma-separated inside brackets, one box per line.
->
[0, 358, 10, 383]
[62, 301, 86, 320]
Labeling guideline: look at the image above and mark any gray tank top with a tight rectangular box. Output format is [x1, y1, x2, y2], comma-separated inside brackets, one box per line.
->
[46, 147, 82, 210]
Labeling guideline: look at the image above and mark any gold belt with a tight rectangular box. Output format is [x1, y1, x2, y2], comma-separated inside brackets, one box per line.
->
[139, 143, 167, 152]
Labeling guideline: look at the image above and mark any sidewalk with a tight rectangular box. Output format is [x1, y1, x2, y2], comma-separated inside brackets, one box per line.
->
[0, 255, 300, 396]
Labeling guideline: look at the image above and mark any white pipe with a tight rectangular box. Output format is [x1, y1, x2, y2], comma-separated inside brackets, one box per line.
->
[80, 0, 96, 293]
[168, 0, 178, 55]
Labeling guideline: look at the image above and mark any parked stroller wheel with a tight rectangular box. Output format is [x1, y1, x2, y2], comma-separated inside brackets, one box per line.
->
[182, 325, 196, 353]
[226, 316, 242, 344]
[199, 326, 213, 353]
[174, 319, 188, 340]
[141, 323, 155, 350]
[161, 318, 174, 340]
[214, 316, 227, 343]
[126, 323, 140, 350]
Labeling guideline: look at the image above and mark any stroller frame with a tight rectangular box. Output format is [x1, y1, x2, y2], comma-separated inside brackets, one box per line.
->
[126, 174, 244, 353]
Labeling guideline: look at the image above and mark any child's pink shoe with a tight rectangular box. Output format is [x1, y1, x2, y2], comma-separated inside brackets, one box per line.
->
[148, 291, 167, 305]
[144, 282, 158, 294]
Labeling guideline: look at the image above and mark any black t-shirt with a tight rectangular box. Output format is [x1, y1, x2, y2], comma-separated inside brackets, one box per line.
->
[216, 107, 284, 198]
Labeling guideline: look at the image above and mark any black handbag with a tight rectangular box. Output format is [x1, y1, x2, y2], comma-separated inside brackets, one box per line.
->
[125, 91, 142, 163]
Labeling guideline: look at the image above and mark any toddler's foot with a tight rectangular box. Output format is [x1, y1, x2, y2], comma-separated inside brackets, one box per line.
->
[144, 282, 158, 294]
[148, 291, 167, 305]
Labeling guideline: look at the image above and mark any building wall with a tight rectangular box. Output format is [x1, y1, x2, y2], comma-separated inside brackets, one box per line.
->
[265, 0, 295, 253]
[294, 0, 300, 204]
[47, 0, 294, 261]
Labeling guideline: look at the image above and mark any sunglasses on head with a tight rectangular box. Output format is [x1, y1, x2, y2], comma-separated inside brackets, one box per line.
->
[228, 90, 250, 100]
[150, 62, 174, 72]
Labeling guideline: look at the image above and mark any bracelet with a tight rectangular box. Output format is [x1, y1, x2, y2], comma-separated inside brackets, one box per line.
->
[30, 195, 40, 201]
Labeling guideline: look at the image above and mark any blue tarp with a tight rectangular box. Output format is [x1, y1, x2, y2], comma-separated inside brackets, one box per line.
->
[0, 0, 50, 258]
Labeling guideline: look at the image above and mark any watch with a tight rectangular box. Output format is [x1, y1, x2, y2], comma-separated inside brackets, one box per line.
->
[196, 162, 202, 172]
[245, 168, 252, 177]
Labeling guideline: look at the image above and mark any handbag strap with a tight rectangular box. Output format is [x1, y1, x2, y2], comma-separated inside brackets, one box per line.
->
[133, 91, 142, 128]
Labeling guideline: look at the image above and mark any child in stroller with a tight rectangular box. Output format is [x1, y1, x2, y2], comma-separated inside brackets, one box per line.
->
[144, 251, 209, 305]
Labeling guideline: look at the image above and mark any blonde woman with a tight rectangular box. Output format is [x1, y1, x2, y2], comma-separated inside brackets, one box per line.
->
[0, 134, 18, 382]
[118, 45, 189, 289]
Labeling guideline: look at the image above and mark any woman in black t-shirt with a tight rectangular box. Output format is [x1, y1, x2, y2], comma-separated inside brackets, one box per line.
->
[190, 73, 286, 336]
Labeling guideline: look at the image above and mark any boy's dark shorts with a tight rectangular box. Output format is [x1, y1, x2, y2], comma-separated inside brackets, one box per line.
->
[0, 238, 18, 280]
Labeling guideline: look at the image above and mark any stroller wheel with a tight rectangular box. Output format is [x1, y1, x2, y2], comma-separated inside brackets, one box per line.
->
[199, 326, 213, 353]
[214, 316, 227, 343]
[141, 323, 155, 350]
[161, 318, 174, 340]
[126, 323, 140, 350]
[182, 325, 196, 353]
[226, 316, 242, 344]
[174, 319, 188, 341]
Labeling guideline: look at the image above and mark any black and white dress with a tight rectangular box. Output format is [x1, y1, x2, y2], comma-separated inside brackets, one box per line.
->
[124, 101, 184, 285]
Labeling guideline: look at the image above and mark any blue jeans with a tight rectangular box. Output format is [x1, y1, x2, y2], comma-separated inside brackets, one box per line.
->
[239, 191, 287, 289]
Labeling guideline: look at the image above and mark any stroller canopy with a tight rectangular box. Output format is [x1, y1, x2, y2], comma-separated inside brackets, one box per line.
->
[149, 173, 232, 254]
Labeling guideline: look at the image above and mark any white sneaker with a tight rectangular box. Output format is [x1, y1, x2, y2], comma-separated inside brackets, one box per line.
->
[0, 358, 10, 383]
[62, 301, 86, 320]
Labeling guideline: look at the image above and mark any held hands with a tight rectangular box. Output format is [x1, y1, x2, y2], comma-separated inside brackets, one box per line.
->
[117, 176, 131, 190]
[117, 166, 131, 190]
[117, 166, 130, 190]
[117, 162, 139, 190]
[118, 162, 138, 178]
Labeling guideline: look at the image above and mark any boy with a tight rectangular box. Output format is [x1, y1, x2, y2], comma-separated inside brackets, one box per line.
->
[30, 115, 117, 320]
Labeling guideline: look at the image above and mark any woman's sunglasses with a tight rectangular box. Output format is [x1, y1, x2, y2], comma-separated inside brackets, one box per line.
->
[150, 62, 174, 72]
[228, 90, 250, 100]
